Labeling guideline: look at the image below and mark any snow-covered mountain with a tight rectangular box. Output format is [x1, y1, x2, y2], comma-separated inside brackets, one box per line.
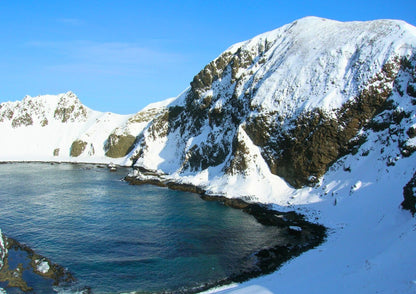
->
[0, 91, 172, 164]
[128, 16, 416, 200]
[1, 16, 416, 293]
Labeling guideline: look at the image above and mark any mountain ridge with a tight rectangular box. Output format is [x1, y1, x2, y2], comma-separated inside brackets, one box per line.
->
[0, 91, 172, 163]
[127, 16, 416, 192]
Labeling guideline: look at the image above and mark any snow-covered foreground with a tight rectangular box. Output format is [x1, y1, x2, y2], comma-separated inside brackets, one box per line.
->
[211, 198, 416, 293]
[204, 139, 416, 293]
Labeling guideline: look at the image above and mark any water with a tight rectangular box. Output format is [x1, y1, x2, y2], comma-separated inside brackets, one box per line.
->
[0, 163, 283, 293]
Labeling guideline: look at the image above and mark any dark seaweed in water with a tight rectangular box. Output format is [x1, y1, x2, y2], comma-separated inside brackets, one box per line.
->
[0, 236, 75, 293]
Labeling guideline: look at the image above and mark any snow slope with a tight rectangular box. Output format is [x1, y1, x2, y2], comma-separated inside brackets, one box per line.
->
[207, 101, 416, 293]
[223, 17, 416, 115]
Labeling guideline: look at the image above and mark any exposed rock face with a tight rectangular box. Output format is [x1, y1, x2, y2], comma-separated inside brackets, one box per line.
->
[0, 91, 88, 128]
[247, 58, 406, 187]
[70, 140, 88, 157]
[53, 91, 88, 123]
[104, 100, 174, 159]
[11, 113, 33, 128]
[105, 134, 137, 158]
[131, 17, 416, 189]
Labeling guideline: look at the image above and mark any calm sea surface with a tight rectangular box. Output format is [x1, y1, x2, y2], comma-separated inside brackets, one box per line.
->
[0, 163, 283, 293]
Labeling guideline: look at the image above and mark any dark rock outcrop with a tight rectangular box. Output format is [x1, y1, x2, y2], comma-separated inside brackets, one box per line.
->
[70, 140, 88, 157]
[104, 134, 137, 158]
[0, 234, 75, 292]
[53, 92, 88, 123]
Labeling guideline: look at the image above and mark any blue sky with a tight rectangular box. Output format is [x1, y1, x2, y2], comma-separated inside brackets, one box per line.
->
[1, 0, 415, 114]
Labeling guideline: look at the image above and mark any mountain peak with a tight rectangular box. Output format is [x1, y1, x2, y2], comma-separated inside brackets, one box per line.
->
[0, 91, 90, 127]
[196, 17, 416, 120]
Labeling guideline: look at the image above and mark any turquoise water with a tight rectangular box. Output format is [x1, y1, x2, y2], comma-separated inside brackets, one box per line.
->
[0, 163, 283, 293]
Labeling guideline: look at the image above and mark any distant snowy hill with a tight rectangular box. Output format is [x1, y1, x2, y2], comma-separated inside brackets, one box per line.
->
[0, 91, 172, 164]
[1, 16, 416, 294]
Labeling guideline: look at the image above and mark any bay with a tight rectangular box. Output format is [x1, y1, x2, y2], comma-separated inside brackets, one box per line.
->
[0, 163, 283, 293]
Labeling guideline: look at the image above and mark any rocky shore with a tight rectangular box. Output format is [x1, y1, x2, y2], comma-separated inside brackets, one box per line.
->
[125, 169, 326, 293]
[0, 231, 75, 293]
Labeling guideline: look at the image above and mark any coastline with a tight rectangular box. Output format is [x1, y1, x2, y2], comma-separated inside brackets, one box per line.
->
[0, 161, 327, 293]
[125, 170, 327, 293]
[0, 159, 127, 167]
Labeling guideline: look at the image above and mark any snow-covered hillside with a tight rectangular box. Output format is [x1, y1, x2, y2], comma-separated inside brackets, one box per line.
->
[129, 16, 416, 197]
[206, 65, 416, 293]
[0, 91, 171, 164]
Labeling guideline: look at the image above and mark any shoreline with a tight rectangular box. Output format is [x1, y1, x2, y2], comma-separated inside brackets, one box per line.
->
[0, 160, 125, 167]
[125, 171, 327, 294]
[0, 161, 326, 293]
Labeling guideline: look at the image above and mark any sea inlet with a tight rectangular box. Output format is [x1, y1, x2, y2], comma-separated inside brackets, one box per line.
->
[0, 163, 324, 293]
